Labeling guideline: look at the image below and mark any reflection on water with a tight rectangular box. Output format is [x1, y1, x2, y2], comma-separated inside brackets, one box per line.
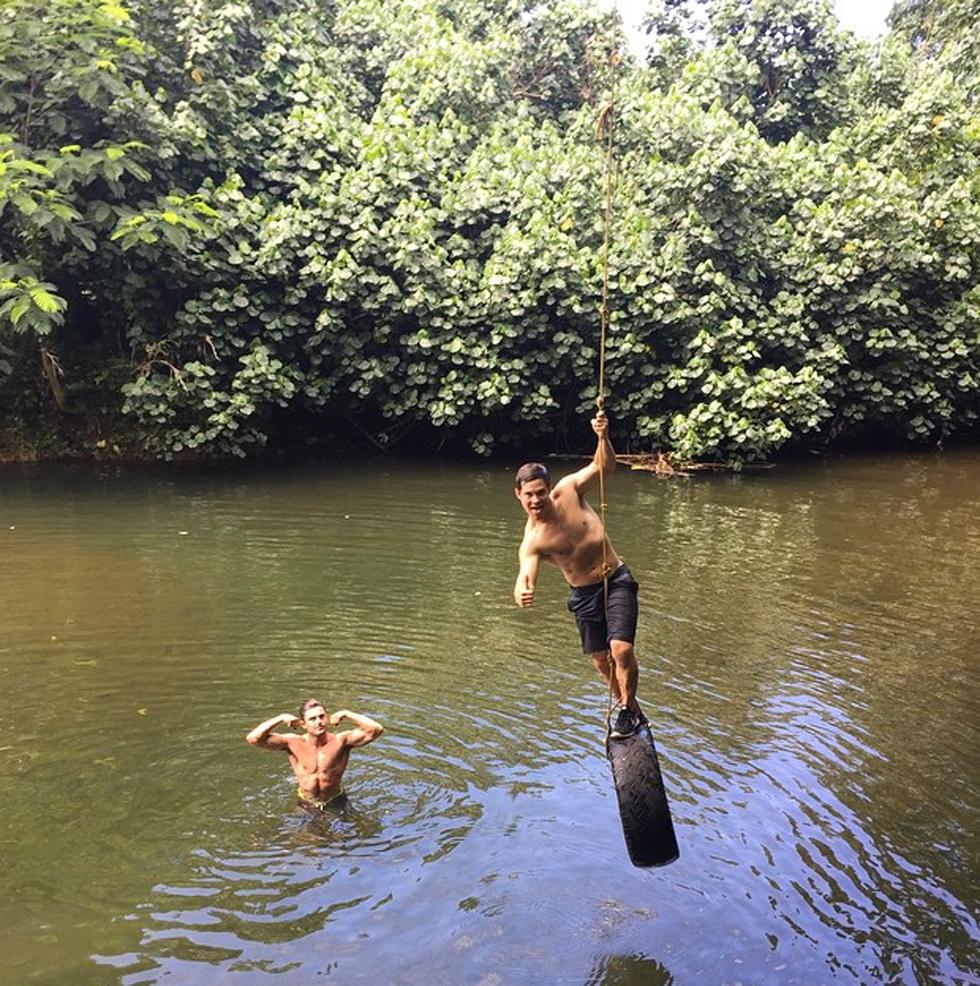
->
[1, 452, 978, 985]
[586, 953, 673, 986]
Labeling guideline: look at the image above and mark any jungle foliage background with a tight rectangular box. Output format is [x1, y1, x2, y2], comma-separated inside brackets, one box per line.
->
[0, 0, 977, 462]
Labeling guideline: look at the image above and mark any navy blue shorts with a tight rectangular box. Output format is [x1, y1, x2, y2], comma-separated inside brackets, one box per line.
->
[566, 564, 639, 654]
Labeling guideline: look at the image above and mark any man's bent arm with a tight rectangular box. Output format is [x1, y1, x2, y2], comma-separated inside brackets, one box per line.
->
[514, 540, 540, 608]
[246, 713, 299, 749]
[331, 710, 384, 748]
[591, 412, 615, 477]
[557, 413, 615, 497]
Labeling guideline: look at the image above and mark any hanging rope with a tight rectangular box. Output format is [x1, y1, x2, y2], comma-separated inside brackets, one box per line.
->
[595, 48, 620, 553]
[594, 44, 621, 725]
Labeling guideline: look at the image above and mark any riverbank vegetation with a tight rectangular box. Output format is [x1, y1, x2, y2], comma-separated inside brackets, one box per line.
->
[0, 0, 977, 463]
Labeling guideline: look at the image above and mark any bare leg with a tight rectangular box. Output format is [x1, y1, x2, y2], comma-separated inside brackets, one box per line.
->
[590, 648, 621, 703]
[609, 639, 639, 712]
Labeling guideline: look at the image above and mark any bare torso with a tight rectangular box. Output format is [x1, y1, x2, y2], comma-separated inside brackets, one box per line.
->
[524, 484, 621, 586]
[285, 734, 351, 801]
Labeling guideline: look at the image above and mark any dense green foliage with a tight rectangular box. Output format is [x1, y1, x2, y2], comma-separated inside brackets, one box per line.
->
[0, 0, 977, 461]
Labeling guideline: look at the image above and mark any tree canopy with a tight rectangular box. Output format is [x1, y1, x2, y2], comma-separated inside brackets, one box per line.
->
[0, 0, 977, 462]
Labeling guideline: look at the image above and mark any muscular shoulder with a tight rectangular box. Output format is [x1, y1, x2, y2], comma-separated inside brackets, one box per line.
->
[552, 475, 581, 499]
[551, 477, 584, 511]
[328, 731, 360, 752]
[283, 735, 309, 756]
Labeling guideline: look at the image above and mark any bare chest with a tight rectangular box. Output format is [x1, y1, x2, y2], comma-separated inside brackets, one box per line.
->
[289, 740, 347, 776]
[533, 510, 601, 560]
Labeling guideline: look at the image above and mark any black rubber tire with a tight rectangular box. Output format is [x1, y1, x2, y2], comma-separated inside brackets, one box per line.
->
[606, 718, 679, 868]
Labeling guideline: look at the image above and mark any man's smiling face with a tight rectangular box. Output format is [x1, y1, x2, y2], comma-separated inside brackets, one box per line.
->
[516, 478, 550, 518]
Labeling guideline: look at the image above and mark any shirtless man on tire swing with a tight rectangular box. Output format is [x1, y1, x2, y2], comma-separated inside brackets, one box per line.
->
[512, 412, 641, 738]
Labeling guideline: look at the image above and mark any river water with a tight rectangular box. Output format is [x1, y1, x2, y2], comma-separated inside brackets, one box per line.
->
[1, 453, 978, 985]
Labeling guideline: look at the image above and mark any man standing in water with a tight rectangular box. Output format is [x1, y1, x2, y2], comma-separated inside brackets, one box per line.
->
[246, 700, 384, 812]
[513, 412, 642, 738]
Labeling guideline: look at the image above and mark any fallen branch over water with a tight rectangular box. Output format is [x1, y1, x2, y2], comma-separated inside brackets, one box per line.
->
[546, 452, 775, 476]
[616, 453, 776, 476]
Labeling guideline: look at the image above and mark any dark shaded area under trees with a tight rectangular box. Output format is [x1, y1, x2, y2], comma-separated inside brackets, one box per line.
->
[0, 0, 977, 463]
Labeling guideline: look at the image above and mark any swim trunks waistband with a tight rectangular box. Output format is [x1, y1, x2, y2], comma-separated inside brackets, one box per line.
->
[569, 562, 628, 591]
[297, 787, 344, 811]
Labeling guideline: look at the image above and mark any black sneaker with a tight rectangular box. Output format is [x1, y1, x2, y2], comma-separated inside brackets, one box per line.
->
[609, 707, 638, 739]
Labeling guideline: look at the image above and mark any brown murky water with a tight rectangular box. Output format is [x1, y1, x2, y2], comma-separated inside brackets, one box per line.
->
[1, 452, 978, 985]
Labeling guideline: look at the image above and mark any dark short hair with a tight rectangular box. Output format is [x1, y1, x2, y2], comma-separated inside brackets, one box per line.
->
[515, 462, 550, 490]
[298, 698, 327, 720]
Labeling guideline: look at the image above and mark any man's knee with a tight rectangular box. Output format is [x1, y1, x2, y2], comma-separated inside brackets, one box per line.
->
[590, 649, 611, 671]
[609, 640, 636, 666]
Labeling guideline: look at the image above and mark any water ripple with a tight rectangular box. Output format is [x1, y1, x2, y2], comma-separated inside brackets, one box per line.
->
[2, 457, 978, 985]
